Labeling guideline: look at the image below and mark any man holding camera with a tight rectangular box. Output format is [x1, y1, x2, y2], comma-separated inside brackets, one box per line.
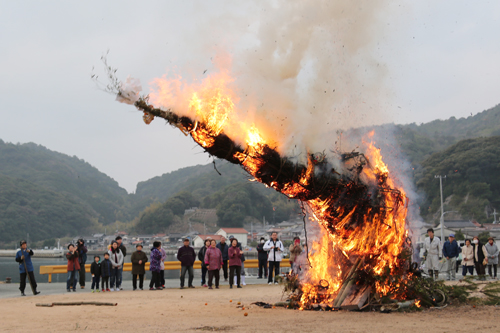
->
[264, 232, 284, 284]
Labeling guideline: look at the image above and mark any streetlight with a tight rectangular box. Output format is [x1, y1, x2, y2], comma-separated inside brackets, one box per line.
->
[440, 211, 459, 239]
[435, 175, 446, 242]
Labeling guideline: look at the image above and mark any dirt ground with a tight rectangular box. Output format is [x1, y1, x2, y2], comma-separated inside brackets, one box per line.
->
[1, 284, 499, 332]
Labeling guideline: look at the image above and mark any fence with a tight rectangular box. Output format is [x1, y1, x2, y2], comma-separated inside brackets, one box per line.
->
[40, 259, 291, 283]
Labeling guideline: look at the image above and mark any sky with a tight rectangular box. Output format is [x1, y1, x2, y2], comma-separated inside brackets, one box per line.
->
[1, 1, 499, 193]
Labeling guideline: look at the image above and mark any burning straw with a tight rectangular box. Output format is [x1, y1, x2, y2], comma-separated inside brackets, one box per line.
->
[98, 65, 452, 311]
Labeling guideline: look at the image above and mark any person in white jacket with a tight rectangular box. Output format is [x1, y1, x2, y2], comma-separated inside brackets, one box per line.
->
[461, 239, 475, 277]
[263, 232, 284, 285]
[108, 241, 124, 291]
[424, 228, 441, 280]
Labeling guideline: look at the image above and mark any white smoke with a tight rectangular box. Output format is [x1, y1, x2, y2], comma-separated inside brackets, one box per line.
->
[149, 0, 397, 161]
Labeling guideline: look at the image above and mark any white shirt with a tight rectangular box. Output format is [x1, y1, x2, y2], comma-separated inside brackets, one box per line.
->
[263, 239, 284, 262]
[424, 236, 441, 256]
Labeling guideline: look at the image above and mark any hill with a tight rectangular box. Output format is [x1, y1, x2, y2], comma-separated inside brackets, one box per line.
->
[0, 174, 94, 242]
[0, 140, 129, 225]
[132, 162, 301, 233]
[415, 136, 500, 224]
[2, 103, 500, 243]
[395, 103, 500, 165]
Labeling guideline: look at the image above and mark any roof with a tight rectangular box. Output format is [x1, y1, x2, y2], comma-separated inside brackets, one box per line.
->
[443, 220, 478, 228]
[194, 235, 223, 241]
[218, 228, 248, 234]
[266, 228, 283, 233]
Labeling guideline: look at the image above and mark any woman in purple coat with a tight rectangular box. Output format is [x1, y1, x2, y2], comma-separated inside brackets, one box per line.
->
[204, 239, 223, 289]
[149, 241, 162, 290]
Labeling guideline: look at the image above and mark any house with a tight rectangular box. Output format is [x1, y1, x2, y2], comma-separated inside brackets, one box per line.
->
[193, 234, 223, 248]
[215, 228, 249, 247]
[166, 233, 186, 243]
[280, 226, 304, 241]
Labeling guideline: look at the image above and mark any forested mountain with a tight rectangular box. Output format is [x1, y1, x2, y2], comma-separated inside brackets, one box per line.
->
[1, 103, 500, 244]
[415, 136, 500, 224]
[0, 140, 128, 224]
[394, 103, 500, 165]
[0, 174, 94, 242]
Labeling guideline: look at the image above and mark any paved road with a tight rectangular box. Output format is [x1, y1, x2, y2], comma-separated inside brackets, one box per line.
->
[0, 276, 273, 299]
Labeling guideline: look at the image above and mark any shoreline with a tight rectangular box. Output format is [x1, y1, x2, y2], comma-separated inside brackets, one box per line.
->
[1, 283, 499, 332]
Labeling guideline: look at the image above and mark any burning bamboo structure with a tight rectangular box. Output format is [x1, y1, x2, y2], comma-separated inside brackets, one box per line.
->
[104, 69, 416, 310]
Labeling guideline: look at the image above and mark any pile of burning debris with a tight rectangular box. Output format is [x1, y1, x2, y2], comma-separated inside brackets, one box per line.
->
[101, 66, 476, 312]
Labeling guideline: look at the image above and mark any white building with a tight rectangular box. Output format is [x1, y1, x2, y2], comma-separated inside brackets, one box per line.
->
[215, 228, 249, 247]
[193, 234, 223, 248]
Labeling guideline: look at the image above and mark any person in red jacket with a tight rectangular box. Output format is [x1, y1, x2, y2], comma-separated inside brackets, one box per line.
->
[228, 238, 242, 289]
[66, 244, 80, 292]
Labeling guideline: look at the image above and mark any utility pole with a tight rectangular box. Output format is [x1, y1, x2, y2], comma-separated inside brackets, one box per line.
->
[435, 175, 446, 242]
[493, 209, 498, 224]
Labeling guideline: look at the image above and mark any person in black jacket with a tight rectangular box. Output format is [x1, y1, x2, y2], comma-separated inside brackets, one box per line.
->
[216, 237, 229, 281]
[77, 239, 88, 289]
[257, 237, 268, 279]
[100, 252, 112, 292]
[198, 238, 211, 287]
[177, 238, 196, 289]
[90, 255, 101, 292]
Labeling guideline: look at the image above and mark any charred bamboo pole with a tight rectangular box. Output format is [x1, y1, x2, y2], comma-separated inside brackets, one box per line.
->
[333, 258, 362, 308]
[37, 302, 117, 307]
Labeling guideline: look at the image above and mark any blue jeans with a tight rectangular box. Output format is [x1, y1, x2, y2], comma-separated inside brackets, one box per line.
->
[462, 265, 474, 276]
[67, 270, 79, 290]
[110, 268, 120, 288]
[117, 267, 123, 288]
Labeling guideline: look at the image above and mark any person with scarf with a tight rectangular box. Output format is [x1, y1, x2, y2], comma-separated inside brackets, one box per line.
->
[108, 241, 124, 291]
[263, 232, 285, 284]
[205, 239, 223, 289]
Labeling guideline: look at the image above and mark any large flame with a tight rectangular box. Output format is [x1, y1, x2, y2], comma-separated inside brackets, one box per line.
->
[144, 70, 409, 308]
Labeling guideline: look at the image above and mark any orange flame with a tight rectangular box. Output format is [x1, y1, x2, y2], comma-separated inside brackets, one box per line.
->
[146, 69, 409, 307]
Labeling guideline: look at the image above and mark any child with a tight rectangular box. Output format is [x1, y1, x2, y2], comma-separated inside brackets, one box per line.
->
[101, 252, 112, 292]
[90, 255, 101, 292]
[131, 244, 148, 290]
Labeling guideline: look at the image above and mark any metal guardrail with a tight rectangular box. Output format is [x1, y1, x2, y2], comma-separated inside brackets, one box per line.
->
[40, 259, 291, 283]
